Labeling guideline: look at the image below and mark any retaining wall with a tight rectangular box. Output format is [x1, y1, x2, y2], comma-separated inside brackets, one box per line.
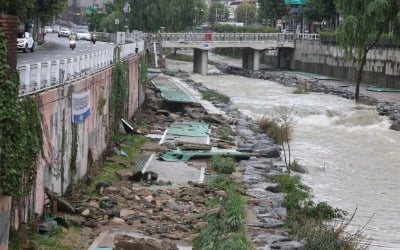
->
[34, 55, 141, 216]
[262, 40, 400, 88]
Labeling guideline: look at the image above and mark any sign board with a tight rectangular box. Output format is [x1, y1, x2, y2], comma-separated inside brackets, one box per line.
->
[115, 18, 120, 25]
[72, 90, 91, 123]
[284, 0, 307, 4]
[202, 43, 211, 50]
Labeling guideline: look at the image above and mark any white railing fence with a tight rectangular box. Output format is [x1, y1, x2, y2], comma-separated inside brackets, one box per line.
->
[18, 39, 146, 97]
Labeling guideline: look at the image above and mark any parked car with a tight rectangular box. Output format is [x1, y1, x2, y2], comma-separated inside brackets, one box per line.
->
[17, 32, 34, 53]
[76, 29, 91, 40]
[44, 26, 52, 33]
[58, 27, 71, 37]
[52, 25, 60, 33]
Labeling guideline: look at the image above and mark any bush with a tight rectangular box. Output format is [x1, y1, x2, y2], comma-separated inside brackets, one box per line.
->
[258, 115, 292, 144]
[211, 156, 236, 174]
[296, 222, 368, 250]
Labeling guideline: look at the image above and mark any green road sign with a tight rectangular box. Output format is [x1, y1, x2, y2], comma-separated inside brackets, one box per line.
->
[285, 0, 307, 4]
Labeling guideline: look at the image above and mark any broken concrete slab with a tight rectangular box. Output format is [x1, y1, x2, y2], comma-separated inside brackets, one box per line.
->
[143, 157, 204, 185]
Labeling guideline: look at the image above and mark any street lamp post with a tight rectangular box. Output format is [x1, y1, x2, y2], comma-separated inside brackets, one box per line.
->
[123, 2, 131, 35]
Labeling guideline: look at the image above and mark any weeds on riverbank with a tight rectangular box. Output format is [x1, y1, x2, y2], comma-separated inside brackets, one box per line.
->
[291, 160, 307, 173]
[218, 127, 235, 142]
[194, 172, 251, 249]
[202, 89, 230, 103]
[9, 226, 84, 250]
[258, 107, 297, 173]
[292, 84, 312, 94]
[74, 134, 149, 196]
[210, 156, 236, 174]
[272, 174, 367, 249]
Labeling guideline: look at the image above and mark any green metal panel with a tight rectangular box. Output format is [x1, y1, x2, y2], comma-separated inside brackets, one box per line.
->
[167, 121, 209, 137]
[161, 149, 250, 162]
[153, 83, 193, 103]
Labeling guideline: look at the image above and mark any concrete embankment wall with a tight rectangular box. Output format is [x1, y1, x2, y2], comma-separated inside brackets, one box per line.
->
[263, 40, 400, 88]
[33, 55, 141, 216]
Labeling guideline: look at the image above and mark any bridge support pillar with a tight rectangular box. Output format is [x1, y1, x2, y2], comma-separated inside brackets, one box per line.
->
[193, 49, 208, 75]
[242, 48, 260, 71]
[277, 48, 294, 69]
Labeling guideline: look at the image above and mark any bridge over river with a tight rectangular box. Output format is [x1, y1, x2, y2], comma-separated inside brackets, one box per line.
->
[160, 32, 319, 74]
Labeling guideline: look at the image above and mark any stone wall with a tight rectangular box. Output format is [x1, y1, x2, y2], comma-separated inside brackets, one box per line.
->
[262, 40, 400, 88]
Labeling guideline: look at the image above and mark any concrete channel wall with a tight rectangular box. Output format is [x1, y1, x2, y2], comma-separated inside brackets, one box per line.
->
[263, 40, 400, 88]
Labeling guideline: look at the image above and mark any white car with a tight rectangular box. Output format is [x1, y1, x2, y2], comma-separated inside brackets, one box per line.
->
[44, 26, 52, 33]
[17, 32, 34, 53]
[58, 28, 71, 37]
[76, 29, 91, 40]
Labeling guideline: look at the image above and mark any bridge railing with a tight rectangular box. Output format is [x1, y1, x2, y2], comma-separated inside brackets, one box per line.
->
[18, 40, 145, 97]
[160, 32, 319, 43]
[160, 33, 296, 43]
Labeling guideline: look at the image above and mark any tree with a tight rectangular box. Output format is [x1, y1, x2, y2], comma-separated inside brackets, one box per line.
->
[336, 0, 400, 100]
[258, 0, 289, 26]
[208, 2, 229, 24]
[303, 0, 336, 28]
[94, 0, 206, 32]
[235, 0, 257, 25]
[0, 0, 64, 23]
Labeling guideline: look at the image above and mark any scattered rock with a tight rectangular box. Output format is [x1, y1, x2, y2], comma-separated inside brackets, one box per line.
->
[116, 169, 134, 181]
[84, 219, 98, 228]
[111, 217, 126, 225]
[81, 209, 90, 217]
[120, 209, 135, 218]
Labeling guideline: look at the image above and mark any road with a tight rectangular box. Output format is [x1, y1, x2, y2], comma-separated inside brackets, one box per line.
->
[17, 33, 114, 65]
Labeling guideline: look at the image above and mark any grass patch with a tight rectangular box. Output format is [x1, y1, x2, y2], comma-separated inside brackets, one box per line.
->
[79, 134, 149, 195]
[291, 160, 308, 173]
[193, 175, 251, 250]
[202, 89, 230, 103]
[9, 227, 82, 250]
[292, 84, 311, 94]
[210, 156, 236, 174]
[356, 97, 376, 106]
[218, 127, 235, 141]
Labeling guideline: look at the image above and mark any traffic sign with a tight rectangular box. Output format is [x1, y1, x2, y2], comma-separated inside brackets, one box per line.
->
[115, 19, 120, 25]
[284, 0, 307, 4]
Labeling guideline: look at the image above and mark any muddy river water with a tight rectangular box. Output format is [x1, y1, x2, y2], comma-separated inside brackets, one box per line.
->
[167, 58, 400, 249]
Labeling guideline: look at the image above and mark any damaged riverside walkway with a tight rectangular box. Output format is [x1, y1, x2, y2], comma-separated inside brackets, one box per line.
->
[34, 70, 306, 250]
